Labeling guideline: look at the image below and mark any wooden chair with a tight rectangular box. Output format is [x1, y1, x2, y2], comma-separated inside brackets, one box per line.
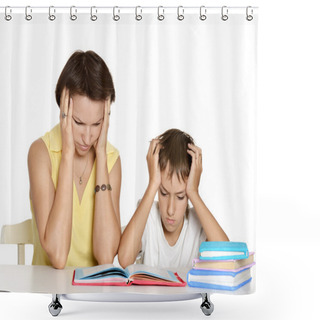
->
[0, 219, 33, 265]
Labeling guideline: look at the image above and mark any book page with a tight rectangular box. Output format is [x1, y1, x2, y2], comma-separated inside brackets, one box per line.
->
[76, 264, 128, 279]
[126, 264, 178, 282]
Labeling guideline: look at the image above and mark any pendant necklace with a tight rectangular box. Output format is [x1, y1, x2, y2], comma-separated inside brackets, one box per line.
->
[78, 156, 89, 185]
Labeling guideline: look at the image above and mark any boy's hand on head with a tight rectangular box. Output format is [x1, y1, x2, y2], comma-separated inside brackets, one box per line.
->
[147, 139, 162, 188]
[60, 87, 75, 157]
[186, 143, 203, 198]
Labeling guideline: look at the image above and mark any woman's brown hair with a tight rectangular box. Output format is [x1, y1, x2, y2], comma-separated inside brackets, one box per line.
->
[158, 129, 195, 182]
[55, 50, 115, 107]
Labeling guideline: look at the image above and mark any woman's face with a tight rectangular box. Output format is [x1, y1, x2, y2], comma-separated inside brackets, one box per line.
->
[71, 94, 105, 156]
[158, 165, 188, 240]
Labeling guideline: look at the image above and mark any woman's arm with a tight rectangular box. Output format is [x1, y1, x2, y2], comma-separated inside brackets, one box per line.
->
[187, 144, 229, 242]
[118, 139, 162, 268]
[28, 88, 75, 269]
[92, 99, 121, 264]
[92, 154, 122, 264]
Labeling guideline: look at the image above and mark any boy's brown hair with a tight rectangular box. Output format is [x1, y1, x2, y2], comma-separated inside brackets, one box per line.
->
[55, 50, 115, 107]
[158, 129, 194, 182]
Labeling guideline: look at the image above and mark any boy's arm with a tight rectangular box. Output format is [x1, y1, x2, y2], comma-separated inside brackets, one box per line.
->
[118, 183, 158, 268]
[187, 143, 229, 242]
[188, 193, 229, 241]
[118, 139, 162, 268]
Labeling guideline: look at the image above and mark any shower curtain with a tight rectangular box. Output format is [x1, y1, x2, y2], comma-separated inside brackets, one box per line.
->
[0, 6, 258, 290]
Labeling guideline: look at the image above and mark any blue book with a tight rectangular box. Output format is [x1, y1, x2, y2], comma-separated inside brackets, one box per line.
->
[187, 267, 252, 291]
[199, 241, 249, 260]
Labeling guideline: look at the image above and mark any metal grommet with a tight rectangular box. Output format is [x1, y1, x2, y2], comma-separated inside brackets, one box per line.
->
[157, 6, 164, 21]
[135, 6, 142, 21]
[177, 6, 184, 21]
[70, 6, 77, 21]
[221, 6, 228, 21]
[91, 6, 98, 21]
[113, 6, 120, 21]
[200, 6, 207, 21]
[5, 6, 12, 21]
[25, 6, 32, 21]
[49, 6, 56, 21]
[246, 6, 253, 21]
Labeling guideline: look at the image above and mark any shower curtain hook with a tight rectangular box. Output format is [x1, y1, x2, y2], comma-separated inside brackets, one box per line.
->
[25, 6, 32, 21]
[113, 6, 120, 21]
[200, 6, 207, 21]
[135, 6, 142, 21]
[157, 6, 165, 21]
[91, 6, 98, 21]
[221, 6, 228, 21]
[177, 6, 184, 21]
[246, 6, 254, 21]
[49, 6, 56, 21]
[70, 6, 77, 21]
[5, 6, 12, 21]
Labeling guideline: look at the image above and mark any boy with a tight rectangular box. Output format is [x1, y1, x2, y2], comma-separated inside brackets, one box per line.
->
[118, 129, 229, 269]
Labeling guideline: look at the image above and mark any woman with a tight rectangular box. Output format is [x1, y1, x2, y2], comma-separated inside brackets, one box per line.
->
[28, 50, 121, 269]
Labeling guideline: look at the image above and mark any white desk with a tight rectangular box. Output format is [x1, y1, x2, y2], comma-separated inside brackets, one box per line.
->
[0, 265, 254, 316]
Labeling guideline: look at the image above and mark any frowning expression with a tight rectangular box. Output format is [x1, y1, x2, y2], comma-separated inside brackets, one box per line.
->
[71, 94, 105, 155]
[158, 166, 188, 238]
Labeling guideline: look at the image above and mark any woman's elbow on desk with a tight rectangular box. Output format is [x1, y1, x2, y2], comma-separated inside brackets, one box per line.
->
[49, 253, 68, 269]
[51, 260, 67, 270]
[41, 241, 69, 269]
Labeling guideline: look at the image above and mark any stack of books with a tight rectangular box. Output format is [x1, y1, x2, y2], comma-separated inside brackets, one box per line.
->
[187, 241, 255, 291]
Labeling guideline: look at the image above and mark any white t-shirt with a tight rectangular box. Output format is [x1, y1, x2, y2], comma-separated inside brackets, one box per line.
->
[141, 201, 206, 269]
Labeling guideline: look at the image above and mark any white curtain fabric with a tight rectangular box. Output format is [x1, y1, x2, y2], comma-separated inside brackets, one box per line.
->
[0, 7, 257, 255]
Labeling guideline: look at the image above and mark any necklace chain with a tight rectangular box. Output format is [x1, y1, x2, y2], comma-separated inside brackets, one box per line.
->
[76, 156, 89, 185]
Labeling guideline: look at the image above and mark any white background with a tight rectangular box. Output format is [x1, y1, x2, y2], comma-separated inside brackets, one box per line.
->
[1, 0, 320, 319]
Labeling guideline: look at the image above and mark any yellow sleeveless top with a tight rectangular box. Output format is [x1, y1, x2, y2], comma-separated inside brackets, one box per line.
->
[31, 124, 119, 267]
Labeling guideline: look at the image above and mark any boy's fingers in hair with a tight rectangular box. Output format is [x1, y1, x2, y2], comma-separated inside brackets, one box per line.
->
[187, 148, 196, 159]
[187, 148, 201, 164]
[150, 139, 159, 155]
[147, 141, 153, 157]
[188, 143, 200, 152]
[188, 143, 202, 159]
[187, 143, 196, 151]
[154, 141, 162, 155]
[187, 144, 196, 155]
[195, 147, 202, 159]
[147, 139, 157, 156]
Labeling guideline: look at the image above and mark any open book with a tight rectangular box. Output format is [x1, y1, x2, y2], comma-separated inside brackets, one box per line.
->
[72, 264, 186, 287]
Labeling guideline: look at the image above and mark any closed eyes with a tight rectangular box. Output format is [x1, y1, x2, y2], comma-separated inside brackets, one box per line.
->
[73, 117, 101, 126]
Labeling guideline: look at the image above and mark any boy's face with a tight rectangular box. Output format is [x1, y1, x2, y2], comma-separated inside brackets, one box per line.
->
[158, 166, 188, 241]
